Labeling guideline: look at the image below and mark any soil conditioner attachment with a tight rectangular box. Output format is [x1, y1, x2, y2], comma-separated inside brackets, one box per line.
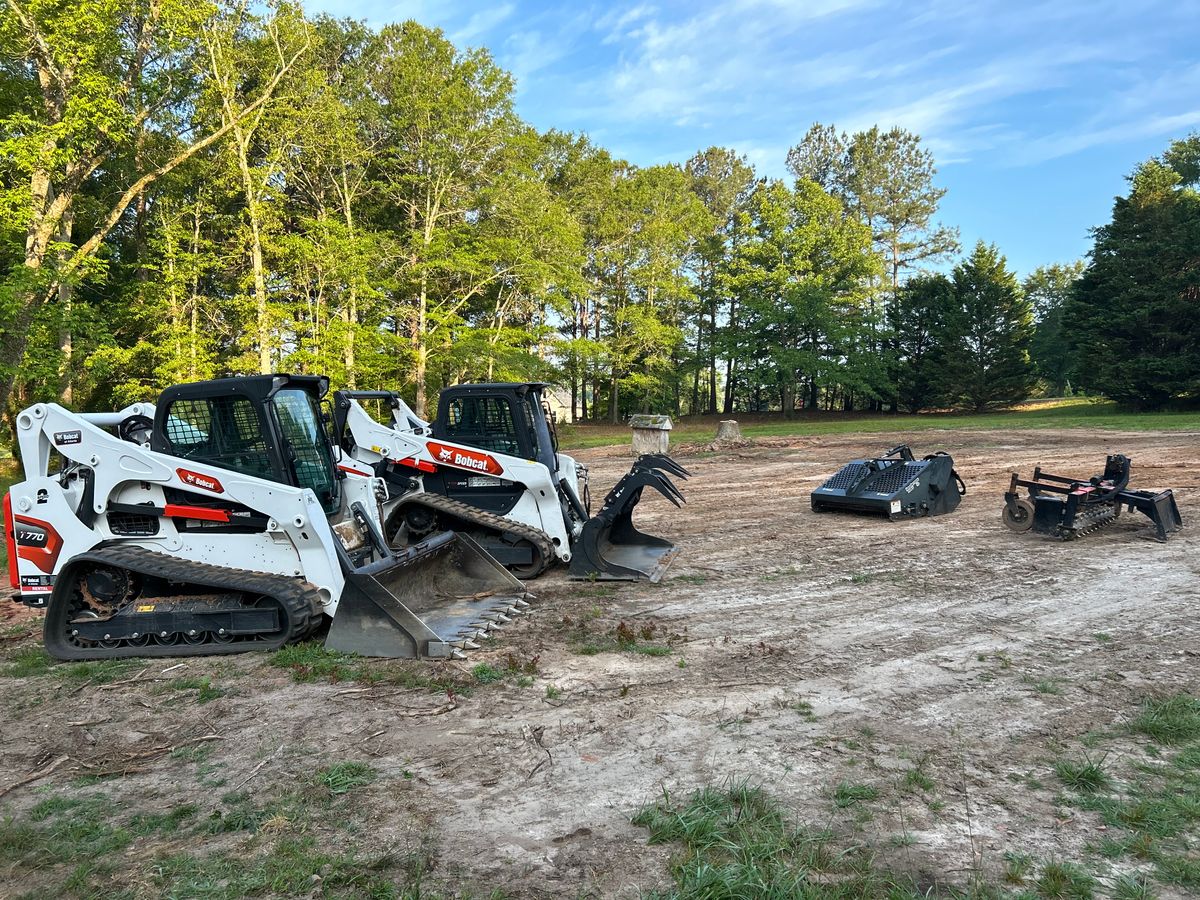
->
[4, 375, 531, 662]
[1002, 454, 1183, 541]
[811, 444, 965, 519]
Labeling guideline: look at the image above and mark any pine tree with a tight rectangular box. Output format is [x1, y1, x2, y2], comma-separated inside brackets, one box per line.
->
[938, 242, 1036, 411]
[1066, 140, 1200, 408]
[888, 273, 954, 412]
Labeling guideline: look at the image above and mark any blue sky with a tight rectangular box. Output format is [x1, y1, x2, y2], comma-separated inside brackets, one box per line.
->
[310, 0, 1200, 277]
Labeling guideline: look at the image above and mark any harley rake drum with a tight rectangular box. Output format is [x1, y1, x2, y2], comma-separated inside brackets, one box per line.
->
[1002, 454, 1183, 542]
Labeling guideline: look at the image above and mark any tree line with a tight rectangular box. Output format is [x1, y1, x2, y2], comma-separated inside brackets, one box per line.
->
[2, 2, 1197, 426]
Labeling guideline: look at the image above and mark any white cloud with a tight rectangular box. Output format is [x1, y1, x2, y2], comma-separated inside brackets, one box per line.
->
[450, 4, 517, 46]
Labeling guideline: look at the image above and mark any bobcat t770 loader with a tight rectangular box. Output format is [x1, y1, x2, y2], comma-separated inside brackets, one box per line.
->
[4, 375, 528, 661]
[333, 383, 688, 582]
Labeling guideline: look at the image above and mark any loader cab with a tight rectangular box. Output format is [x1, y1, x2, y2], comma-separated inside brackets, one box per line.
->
[433, 383, 558, 474]
[425, 383, 558, 518]
[151, 374, 341, 515]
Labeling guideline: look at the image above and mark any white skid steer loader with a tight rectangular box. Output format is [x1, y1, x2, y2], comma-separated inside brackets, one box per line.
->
[332, 383, 689, 582]
[4, 375, 530, 661]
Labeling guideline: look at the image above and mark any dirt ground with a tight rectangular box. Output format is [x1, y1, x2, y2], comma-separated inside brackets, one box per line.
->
[2, 427, 1199, 898]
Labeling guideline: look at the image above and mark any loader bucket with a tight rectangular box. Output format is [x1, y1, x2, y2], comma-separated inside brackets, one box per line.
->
[326, 531, 531, 659]
[568, 455, 689, 582]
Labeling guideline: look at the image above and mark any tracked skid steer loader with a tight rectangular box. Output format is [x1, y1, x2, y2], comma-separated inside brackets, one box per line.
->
[811, 444, 965, 519]
[333, 384, 688, 582]
[4, 375, 529, 661]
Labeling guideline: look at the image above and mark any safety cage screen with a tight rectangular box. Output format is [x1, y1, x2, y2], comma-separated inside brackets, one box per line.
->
[162, 396, 273, 480]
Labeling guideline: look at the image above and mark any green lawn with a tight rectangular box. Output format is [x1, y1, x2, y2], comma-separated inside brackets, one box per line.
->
[557, 397, 1200, 450]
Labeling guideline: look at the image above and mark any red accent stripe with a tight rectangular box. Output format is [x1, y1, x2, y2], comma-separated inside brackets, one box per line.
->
[338, 464, 370, 476]
[163, 504, 231, 523]
[395, 457, 437, 473]
[3, 493, 17, 589]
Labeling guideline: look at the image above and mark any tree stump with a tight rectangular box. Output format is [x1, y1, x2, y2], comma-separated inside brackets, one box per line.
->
[630, 414, 672, 455]
[714, 420, 742, 444]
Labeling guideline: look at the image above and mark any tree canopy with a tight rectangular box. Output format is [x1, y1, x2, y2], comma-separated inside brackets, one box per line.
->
[0, 2, 1193, 422]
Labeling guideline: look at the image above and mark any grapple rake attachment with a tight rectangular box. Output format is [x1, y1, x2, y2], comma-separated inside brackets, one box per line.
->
[811, 444, 965, 519]
[1003, 454, 1183, 542]
[568, 454, 690, 582]
[327, 531, 533, 659]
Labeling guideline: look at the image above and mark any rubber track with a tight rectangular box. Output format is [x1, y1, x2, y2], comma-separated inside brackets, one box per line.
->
[44, 544, 324, 660]
[395, 493, 557, 576]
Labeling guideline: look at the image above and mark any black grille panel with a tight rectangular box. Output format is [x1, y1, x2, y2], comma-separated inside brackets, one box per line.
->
[821, 463, 867, 491]
[869, 463, 921, 494]
[109, 512, 159, 536]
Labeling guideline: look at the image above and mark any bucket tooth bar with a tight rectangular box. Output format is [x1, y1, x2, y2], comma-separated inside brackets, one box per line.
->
[567, 454, 690, 583]
[1002, 454, 1183, 542]
[326, 532, 535, 658]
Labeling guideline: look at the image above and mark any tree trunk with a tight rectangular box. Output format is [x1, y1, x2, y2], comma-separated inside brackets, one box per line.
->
[414, 269, 429, 417]
[608, 370, 619, 424]
[708, 303, 718, 414]
[56, 207, 75, 404]
[234, 127, 271, 375]
[344, 287, 358, 388]
[188, 204, 203, 380]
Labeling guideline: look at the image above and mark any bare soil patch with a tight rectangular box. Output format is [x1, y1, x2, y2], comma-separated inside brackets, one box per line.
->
[2, 427, 1198, 897]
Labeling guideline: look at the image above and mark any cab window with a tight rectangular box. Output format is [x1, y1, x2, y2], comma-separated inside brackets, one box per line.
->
[274, 389, 339, 514]
[443, 396, 519, 456]
[161, 396, 274, 480]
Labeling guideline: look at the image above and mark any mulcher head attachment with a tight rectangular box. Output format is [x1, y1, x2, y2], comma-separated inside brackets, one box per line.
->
[326, 531, 532, 658]
[568, 454, 690, 582]
[1003, 454, 1184, 542]
[811, 445, 965, 519]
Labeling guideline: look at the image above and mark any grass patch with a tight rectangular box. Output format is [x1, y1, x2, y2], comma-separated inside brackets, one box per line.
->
[631, 781, 843, 896]
[1131, 695, 1200, 745]
[632, 780, 1011, 897]
[268, 641, 470, 695]
[1054, 693, 1200, 891]
[1035, 860, 1096, 898]
[564, 618, 675, 657]
[832, 781, 879, 808]
[902, 768, 935, 793]
[156, 675, 226, 704]
[316, 762, 376, 795]
[1054, 755, 1110, 793]
[1003, 851, 1033, 885]
[0, 771, 455, 898]
[149, 835, 403, 898]
[1111, 873, 1156, 900]
[1, 647, 143, 684]
[1028, 677, 1063, 695]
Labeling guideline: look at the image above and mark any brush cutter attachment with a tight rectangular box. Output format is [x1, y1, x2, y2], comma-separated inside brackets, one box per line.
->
[568, 454, 690, 582]
[811, 445, 965, 519]
[327, 531, 531, 658]
[1003, 454, 1183, 542]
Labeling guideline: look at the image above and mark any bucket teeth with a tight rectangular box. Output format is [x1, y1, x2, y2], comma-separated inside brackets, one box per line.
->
[453, 639, 482, 651]
[513, 598, 531, 610]
[481, 612, 512, 624]
[451, 649, 468, 660]
[521, 592, 536, 602]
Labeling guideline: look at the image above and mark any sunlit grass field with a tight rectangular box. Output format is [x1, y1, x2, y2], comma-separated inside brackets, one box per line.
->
[556, 397, 1200, 450]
